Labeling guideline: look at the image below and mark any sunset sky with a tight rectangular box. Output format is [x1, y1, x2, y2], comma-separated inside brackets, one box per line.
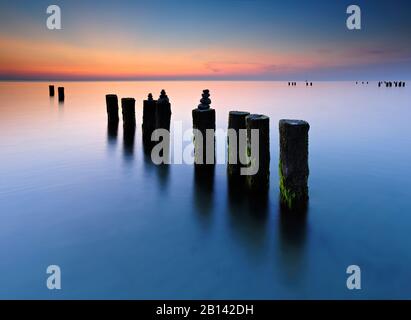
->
[0, 0, 410, 80]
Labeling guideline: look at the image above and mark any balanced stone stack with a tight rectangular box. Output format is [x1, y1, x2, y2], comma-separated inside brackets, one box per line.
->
[245, 114, 270, 192]
[192, 89, 216, 167]
[106, 94, 119, 123]
[279, 119, 310, 211]
[49, 85, 55, 97]
[156, 90, 171, 131]
[142, 93, 157, 148]
[58, 87, 65, 102]
[227, 111, 250, 177]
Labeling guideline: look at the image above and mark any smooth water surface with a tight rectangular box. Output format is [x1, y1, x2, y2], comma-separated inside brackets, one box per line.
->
[0, 81, 410, 299]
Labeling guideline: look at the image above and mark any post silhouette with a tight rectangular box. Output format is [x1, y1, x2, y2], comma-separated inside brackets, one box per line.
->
[192, 89, 216, 167]
[228, 111, 250, 177]
[142, 93, 157, 148]
[121, 98, 136, 127]
[58, 87, 64, 102]
[49, 85, 55, 97]
[246, 114, 270, 192]
[279, 119, 310, 211]
[156, 90, 171, 131]
[106, 94, 119, 123]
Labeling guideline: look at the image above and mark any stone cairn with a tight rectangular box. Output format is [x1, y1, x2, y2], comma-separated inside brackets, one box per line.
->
[192, 90, 216, 169]
[142, 93, 157, 149]
[279, 119, 310, 211]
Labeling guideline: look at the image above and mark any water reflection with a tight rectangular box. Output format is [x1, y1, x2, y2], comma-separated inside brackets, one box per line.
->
[226, 175, 269, 254]
[277, 200, 308, 284]
[142, 137, 170, 192]
[107, 121, 119, 148]
[123, 124, 136, 160]
[193, 165, 215, 218]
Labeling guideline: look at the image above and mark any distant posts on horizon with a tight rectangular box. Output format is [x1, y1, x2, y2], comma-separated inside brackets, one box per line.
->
[142, 93, 157, 149]
[192, 89, 216, 168]
[279, 119, 310, 212]
[155, 90, 172, 132]
[227, 111, 250, 178]
[121, 97, 136, 128]
[246, 114, 270, 193]
[58, 87, 65, 102]
[106, 94, 119, 123]
[49, 85, 55, 97]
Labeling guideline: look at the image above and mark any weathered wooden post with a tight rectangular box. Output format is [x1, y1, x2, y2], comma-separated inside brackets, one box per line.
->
[156, 90, 171, 131]
[49, 85, 55, 97]
[142, 93, 157, 148]
[58, 87, 65, 102]
[106, 94, 119, 123]
[279, 119, 310, 211]
[121, 97, 136, 127]
[245, 114, 270, 192]
[227, 111, 250, 177]
[192, 89, 216, 168]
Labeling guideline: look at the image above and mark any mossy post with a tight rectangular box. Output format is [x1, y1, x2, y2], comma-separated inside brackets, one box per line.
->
[156, 90, 171, 131]
[279, 119, 310, 211]
[121, 97, 136, 127]
[58, 87, 65, 102]
[245, 114, 270, 192]
[106, 94, 119, 123]
[49, 85, 55, 97]
[192, 89, 216, 168]
[142, 93, 157, 148]
[227, 111, 250, 177]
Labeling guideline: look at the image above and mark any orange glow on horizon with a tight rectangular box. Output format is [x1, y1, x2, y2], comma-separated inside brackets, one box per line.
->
[0, 34, 391, 79]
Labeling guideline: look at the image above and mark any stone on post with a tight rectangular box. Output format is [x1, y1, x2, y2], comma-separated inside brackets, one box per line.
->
[121, 98, 136, 127]
[106, 94, 119, 123]
[245, 114, 270, 192]
[156, 90, 171, 131]
[49, 85, 55, 97]
[279, 119, 310, 211]
[58, 87, 65, 102]
[227, 111, 250, 177]
[142, 93, 157, 148]
[192, 89, 216, 167]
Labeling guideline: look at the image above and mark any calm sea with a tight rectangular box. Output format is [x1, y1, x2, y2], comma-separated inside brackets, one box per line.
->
[0, 81, 410, 299]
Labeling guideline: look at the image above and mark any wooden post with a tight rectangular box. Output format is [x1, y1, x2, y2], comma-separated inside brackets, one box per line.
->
[121, 98, 136, 127]
[106, 94, 119, 123]
[142, 93, 157, 147]
[245, 114, 270, 192]
[58, 87, 64, 102]
[192, 89, 216, 167]
[156, 90, 171, 131]
[227, 111, 250, 176]
[279, 119, 310, 211]
[49, 85, 55, 97]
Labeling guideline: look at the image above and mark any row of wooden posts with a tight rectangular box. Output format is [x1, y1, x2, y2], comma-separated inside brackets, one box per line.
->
[378, 81, 406, 88]
[49, 85, 65, 101]
[288, 82, 313, 86]
[105, 89, 310, 211]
